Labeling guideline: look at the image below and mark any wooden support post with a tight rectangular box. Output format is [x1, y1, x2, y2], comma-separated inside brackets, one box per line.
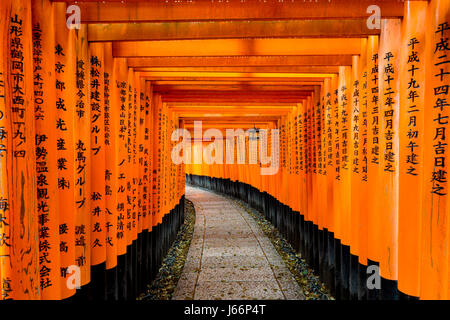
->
[378, 18, 401, 298]
[350, 52, 363, 299]
[74, 25, 92, 289]
[420, 0, 450, 300]
[398, 0, 427, 299]
[54, 2, 77, 299]
[1, 0, 40, 300]
[113, 58, 129, 258]
[358, 38, 370, 299]
[89, 42, 107, 269]
[366, 35, 382, 279]
[104, 42, 118, 271]
[31, 0, 62, 300]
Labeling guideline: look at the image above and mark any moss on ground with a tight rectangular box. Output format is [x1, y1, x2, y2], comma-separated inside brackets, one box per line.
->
[139, 199, 196, 300]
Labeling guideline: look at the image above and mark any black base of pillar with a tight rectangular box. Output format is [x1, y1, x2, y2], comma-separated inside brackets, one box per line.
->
[339, 244, 350, 300]
[357, 262, 368, 300]
[89, 262, 107, 300]
[381, 277, 399, 300]
[349, 253, 359, 300]
[117, 253, 128, 300]
[106, 266, 118, 300]
[398, 290, 419, 300]
[326, 231, 336, 296]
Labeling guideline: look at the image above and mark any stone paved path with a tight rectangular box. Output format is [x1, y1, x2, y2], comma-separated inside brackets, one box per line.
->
[172, 186, 305, 300]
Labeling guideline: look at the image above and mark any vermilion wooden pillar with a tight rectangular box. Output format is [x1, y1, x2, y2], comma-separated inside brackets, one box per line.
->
[54, 2, 77, 299]
[398, 0, 427, 299]
[358, 38, 369, 300]
[365, 35, 381, 297]
[324, 77, 333, 236]
[104, 42, 118, 271]
[113, 58, 129, 259]
[133, 72, 142, 240]
[1, 0, 40, 300]
[0, 0, 6, 298]
[326, 75, 337, 256]
[421, 0, 450, 300]
[318, 84, 328, 240]
[145, 81, 153, 232]
[337, 65, 352, 299]
[378, 18, 401, 299]
[152, 93, 163, 226]
[126, 68, 135, 245]
[349, 53, 362, 299]
[89, 42, 107, 271]
[74, 24, 92, 290]
[31, 0, 61, 300]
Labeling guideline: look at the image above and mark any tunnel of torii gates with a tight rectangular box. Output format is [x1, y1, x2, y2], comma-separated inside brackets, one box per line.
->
[0, 0, 449, 301]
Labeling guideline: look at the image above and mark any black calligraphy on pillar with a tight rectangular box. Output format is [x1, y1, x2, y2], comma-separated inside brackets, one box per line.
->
[326, 92, 332, 169]
[431, 22, 450, 196]
[116, 80, 127, 240]
[294, 114, 299, 175]
[32, 22, 53, 291]
[341, 85, 349, 171]
[334, 89, 340, 180]
[314, 101, 320, 174]
[361, 71, 368, 182]
[132, 88, 137, 228]
[90, 55, 103, 249]
[104, 73, 110, 147]
[10, 14, 26, 159]
[298, 112, 304, 171]
[321, 97, 327, 176]
[126, 84, 133, 232]
[0, 64, 11, 300]
[370, 54, 380, 165]
[304, 111, 309, 175]
[104, 72, 114, 248]
[142, 94, 150, 219]
[74, 55, 88, 267]
[352, 79, 360, 175]
[383, 51, 396, 173]
[405, 37, 421, 177]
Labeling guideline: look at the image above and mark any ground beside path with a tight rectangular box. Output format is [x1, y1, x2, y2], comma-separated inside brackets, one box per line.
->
[172, 186, 305, 300]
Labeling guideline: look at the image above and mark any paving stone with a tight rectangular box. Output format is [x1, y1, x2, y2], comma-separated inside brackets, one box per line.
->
[172, 277, 197, 300]
[201, 255, 269, 269]
[197, 267, 274, 282]
[194, 280, 284, 300]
